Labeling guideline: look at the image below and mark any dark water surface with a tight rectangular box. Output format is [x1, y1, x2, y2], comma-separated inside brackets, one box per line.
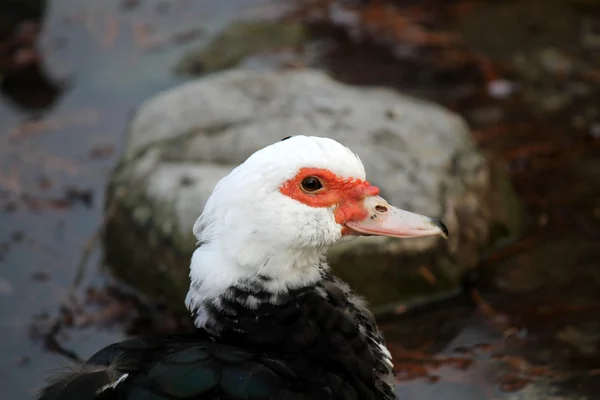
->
[0, 0, 278, 397]
[1, 0, 599, 399]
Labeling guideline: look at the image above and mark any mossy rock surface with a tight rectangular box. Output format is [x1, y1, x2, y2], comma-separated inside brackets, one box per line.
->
[175, 20, 308, 75]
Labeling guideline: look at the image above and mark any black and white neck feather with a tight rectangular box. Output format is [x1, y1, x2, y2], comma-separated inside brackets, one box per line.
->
[187, 242, 396, 399]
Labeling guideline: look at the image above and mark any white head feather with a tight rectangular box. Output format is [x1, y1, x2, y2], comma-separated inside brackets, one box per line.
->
[185, 136, 367, 324]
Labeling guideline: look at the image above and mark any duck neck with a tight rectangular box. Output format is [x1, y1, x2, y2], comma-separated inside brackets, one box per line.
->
[185, 242, 329, 330]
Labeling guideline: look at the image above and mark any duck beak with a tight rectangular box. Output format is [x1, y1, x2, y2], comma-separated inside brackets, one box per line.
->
[345, 196, 448, 239]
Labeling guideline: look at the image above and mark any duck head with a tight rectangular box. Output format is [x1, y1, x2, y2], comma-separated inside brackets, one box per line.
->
[187, 136, 448, 323]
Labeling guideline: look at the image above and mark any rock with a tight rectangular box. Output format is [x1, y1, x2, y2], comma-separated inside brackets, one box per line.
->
[104, 69, 523, 313]
[174, 20, 308, 76]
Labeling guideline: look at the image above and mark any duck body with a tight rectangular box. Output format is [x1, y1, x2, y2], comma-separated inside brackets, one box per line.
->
[41, 271, 395, 400]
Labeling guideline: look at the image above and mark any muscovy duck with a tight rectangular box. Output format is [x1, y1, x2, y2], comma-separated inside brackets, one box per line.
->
[39, 135, 448, 400]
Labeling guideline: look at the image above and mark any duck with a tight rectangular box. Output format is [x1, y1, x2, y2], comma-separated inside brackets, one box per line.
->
[38, 135, 448, 400]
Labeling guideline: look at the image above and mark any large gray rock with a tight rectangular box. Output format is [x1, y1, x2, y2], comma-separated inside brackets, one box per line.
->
[104, 69, 522, 313]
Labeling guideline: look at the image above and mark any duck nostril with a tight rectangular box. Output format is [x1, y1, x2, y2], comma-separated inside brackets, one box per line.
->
[375, 205, 388, 213]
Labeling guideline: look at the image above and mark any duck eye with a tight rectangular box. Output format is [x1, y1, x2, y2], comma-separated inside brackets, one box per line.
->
[301, 176, 323, 193]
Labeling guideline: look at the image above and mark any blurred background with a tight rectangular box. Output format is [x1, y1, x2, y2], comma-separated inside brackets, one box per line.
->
[1, 0, 599, 399]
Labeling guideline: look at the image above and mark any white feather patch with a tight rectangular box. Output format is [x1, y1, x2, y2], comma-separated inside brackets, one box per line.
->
[97, 373, 129, 394]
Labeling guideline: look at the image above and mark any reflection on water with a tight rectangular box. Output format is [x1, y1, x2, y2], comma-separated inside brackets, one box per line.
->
[0, 0, 599, 399]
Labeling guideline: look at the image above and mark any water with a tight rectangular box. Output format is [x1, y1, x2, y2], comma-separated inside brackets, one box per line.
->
[1, 0, 599, 398]
[0, 0, 276, 397]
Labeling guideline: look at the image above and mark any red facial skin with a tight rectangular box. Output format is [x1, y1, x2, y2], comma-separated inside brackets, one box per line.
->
[279, 168, 380, 235]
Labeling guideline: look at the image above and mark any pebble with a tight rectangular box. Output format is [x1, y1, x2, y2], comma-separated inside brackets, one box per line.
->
[487, 79, 517, 99]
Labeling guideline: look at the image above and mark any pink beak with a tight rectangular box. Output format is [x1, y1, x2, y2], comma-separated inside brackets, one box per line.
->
[345, 196, 448, 239]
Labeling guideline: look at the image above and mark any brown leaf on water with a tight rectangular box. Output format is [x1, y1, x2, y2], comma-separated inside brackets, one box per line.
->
[388, 344, 475, 382]
[290, 0, 460, 48]
[481, 236, 537, 264]
[418, 265, 437, 285]
[392, 303, 408, 314]
[471, 122, 532, 144]
[393, 355, 474, 383]
[7, 108, 99, 140]
[21, 195, 70, 212]
[395, 363, 430, 382]
[501, 142, 558, 162]
[102, 14, 120, 48]
[494, 355, 529, 371]
[527, 366, 555, 378]
[473, 343, 493, 352]
[470, 288, 499, 318]
[132, 21, 155, 49]
[499, 377, 531, 392]
[73, 301, 131, 327]
[89, 144, 115, 159]
[589, 369, 600, 376]
[493, 354, 558, 386]
[359, 1, 460, 47]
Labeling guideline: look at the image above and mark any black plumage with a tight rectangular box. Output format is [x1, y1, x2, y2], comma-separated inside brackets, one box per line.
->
[38, 270, 395, 400]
